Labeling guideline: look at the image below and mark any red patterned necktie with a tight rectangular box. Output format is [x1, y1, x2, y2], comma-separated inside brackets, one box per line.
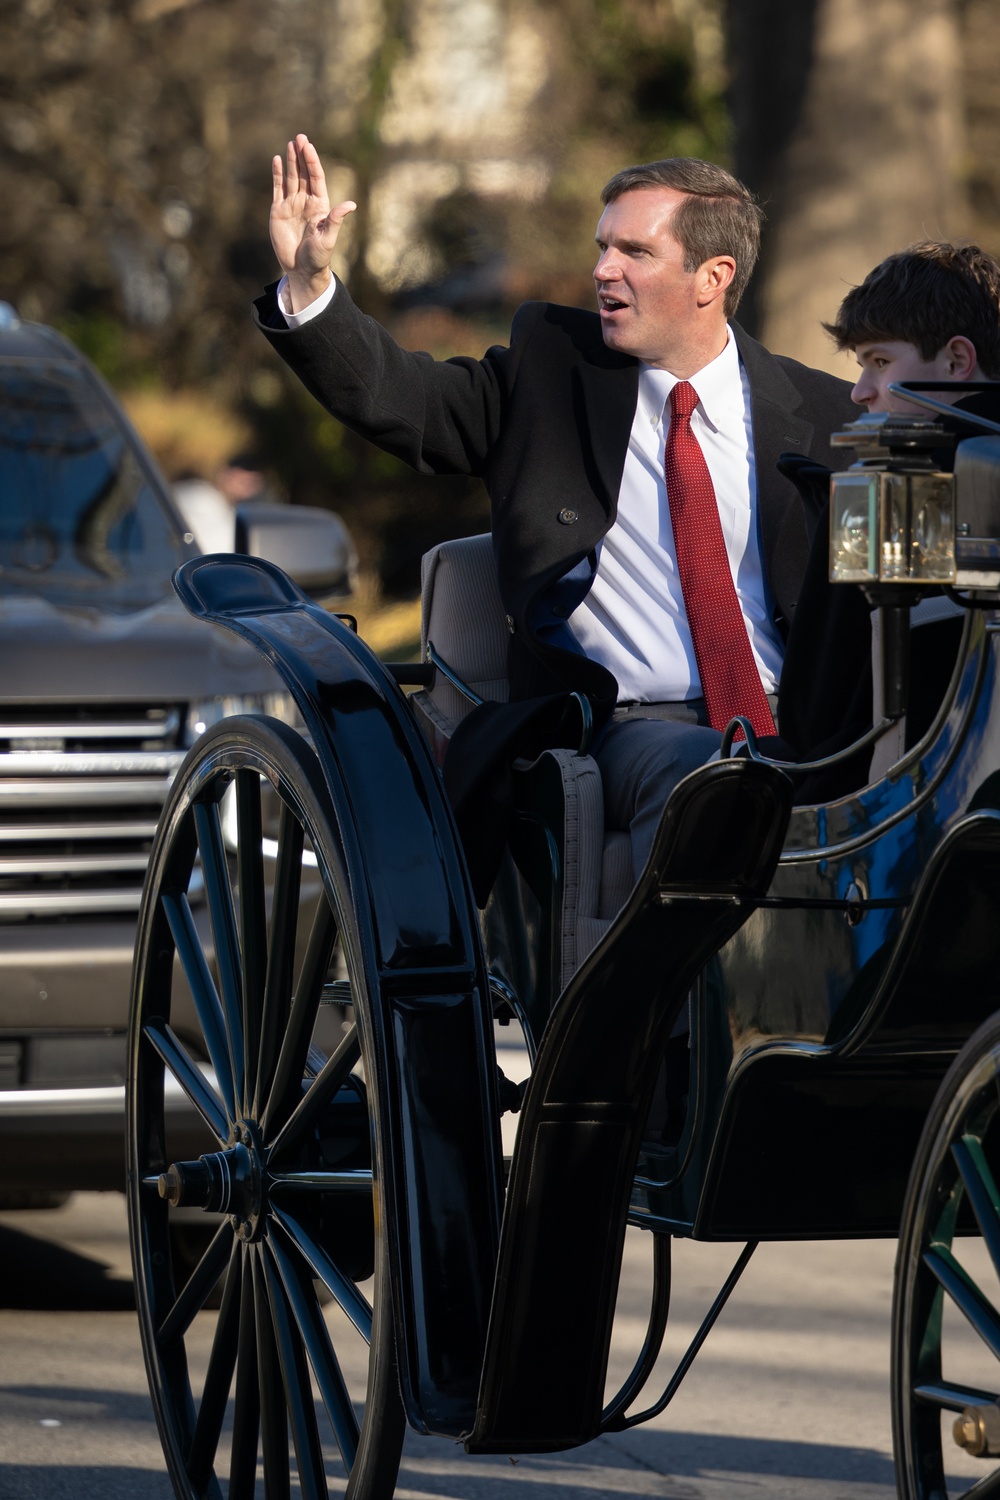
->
[664, 380, 774, 738]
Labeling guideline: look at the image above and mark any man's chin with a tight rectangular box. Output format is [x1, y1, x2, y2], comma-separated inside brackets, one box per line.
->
[599, 320, 637, 354]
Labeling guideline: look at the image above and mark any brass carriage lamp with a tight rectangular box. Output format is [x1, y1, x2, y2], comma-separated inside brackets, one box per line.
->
[829, 411, 1000, 592]
[829, 414, 957, 587]
[827, 410, 1000, 726]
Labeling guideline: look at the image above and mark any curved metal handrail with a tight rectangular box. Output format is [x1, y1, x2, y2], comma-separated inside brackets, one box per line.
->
[719, 714, 897, 773]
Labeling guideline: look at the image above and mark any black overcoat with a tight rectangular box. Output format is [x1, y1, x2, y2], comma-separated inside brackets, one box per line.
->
[253, 284, 858, 882]
[254, 283, 856, 700]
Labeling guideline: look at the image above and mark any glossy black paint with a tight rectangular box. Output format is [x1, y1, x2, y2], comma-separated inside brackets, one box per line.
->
[632, 609, 1000, 1240]
[468, 758, 792, 1452]
[891, 1011, 1000, 1498]
[161, 548, 1000, 1468]
[171, 554, 504, 1438]
[128, 716, 406, 1496]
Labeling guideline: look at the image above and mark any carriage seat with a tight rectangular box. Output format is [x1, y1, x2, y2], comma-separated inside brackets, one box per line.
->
[408, 533, 633, 990]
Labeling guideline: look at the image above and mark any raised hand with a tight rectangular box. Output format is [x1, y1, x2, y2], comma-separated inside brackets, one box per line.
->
[270, 134, 356, 312]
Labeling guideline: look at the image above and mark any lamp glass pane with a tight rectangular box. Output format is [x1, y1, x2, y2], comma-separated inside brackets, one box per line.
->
[878, 474, 908, 580]
[876, 473, 955, 582]
[909, 473, 955, 581]
[830, 472, 878, 582]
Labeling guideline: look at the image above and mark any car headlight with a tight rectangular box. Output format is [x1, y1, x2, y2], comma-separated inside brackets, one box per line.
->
[183, 691, 301, 747]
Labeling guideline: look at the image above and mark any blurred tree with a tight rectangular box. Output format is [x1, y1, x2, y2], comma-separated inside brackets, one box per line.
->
[0, 0, 726, 585]
[0, 0, 380, 384]
[727, 0, 969, 374]
[961, 0, 1000, 253]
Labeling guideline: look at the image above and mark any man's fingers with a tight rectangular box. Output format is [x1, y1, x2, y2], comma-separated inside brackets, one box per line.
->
[297, 134, 328, 203]
[286, 138, 301, 198]
[330, 200, 357, 229]
[271, 154, 286, 206]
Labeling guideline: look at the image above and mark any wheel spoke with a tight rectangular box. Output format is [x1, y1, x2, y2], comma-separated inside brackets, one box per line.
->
[924, 1246, 1000, 1362]
[163, 890, 237, 1118]
[252, 1246, 291, 1500]
[256, 803, 304, 1113]
[954, 1135, 1000, 1282]
[269, 1171, 372, 1193]
[270, 1204, 373, 1341]
[130, 722, 404, 1500]
[194, 799, 246, 1102]
[144, 1020, 228, 1143]
[186, 1239, 243, 1492]
[158, 1221, 232, 1346]
[262, 898, 337, 1137]
[270, 1221, 361, 1472]
[228, 1251, 262, 1500]
[268, 1025, 361, 1162]
[235, 769, 268, 1115]
[914, 1380, 999, 1411]
[959, 1466, 1000, 1500]
[260, 1241, 330, 1500]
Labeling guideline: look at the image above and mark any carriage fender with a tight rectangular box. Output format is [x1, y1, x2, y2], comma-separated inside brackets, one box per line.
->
[172, 554, 504, 1437]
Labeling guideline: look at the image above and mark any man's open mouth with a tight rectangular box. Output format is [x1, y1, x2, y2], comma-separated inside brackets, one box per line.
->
[599, 295, 628, 312]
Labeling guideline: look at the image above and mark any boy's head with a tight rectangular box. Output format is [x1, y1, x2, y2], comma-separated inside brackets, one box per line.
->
[824, 242, 1000, 413]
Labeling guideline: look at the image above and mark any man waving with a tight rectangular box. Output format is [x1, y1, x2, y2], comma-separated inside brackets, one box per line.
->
[254, 134, 856, 892]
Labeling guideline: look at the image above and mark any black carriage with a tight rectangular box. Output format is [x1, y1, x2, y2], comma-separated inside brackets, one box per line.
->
[127, 399, 1000, 1500]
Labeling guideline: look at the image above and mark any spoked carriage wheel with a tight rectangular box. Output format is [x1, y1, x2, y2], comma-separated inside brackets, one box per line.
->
[893, 1012, 1000, 1500]
[127, 716, 405, 1500]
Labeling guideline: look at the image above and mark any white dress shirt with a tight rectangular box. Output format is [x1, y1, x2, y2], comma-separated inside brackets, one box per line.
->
[277, 274, 337, 327]
[278, 283, 785, 702]
[567, 332, 784, 702]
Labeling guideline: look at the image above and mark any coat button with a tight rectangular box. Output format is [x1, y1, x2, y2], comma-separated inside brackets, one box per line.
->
[505, 613, 515, 634]
[557, 507, 578, 525]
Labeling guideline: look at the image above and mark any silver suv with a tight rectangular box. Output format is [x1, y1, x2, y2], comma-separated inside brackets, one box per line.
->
[0, 307, 349, 1197]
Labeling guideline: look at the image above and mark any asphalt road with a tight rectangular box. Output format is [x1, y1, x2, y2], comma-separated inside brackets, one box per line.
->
[0, 1038, 986, 1500]
[0, 1195, 906, 1500]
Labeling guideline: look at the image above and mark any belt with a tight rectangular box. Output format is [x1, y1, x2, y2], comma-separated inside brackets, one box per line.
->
[612, 694, 779, 729]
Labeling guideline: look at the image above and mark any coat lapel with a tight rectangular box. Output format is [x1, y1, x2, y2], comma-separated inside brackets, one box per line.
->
[577, 353, 639, 523]
[732, 323, 816, 579]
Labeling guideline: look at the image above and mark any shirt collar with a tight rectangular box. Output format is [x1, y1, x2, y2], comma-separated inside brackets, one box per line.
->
[637, 327, 744, 433]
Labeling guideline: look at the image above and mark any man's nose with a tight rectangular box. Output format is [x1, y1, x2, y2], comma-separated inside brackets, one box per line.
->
[594, 251, 621, 281]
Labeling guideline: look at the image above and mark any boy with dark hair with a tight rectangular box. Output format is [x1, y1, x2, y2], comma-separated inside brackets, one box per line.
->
[778, 242, 1000, 795]
[823, 241, 1000, 412]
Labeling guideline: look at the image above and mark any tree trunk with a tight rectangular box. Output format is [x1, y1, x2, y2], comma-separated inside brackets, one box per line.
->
[728, 0, 968, 376]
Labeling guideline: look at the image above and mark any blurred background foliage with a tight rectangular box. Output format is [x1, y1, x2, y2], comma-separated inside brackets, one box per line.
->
[1, 0, 997, 597]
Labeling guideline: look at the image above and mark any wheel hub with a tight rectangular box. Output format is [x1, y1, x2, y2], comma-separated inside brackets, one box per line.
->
[158, 1122, 265, 1240]
[953, 1402, 1000, 1457]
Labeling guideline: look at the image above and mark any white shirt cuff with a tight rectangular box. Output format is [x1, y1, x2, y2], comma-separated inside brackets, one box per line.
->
[276, 273, 337, 328]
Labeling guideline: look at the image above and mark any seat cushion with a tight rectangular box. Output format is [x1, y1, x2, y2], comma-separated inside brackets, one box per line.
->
[419, 533, 509, 729]
[413, 535, 626, 988]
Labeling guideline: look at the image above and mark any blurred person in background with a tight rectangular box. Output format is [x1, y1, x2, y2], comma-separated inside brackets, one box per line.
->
[174, 451, 279, 553]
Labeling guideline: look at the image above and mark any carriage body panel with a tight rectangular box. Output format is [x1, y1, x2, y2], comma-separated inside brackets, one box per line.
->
[134, 545, 1000, 1492]
[171, 554, 504, 1438]
[632, 613, 1000, 1242]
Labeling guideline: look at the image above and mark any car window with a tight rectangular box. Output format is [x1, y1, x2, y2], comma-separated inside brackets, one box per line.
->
[0, 356, 187, 610]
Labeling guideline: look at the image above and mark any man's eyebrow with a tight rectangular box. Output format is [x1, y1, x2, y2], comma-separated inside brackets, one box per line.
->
[594, 234, 654, 253]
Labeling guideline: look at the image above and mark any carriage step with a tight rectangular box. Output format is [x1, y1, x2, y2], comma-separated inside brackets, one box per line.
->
[468, 755, 792, 1453]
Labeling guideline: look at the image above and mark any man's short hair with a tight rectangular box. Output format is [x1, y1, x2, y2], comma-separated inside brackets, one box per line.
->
[824, 242, 1000, 378]
[601, 159, 764, 316]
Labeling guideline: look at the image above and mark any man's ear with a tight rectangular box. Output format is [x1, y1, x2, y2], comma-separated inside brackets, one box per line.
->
[698, 255, 736, 308]
[942, 335, 979, 379]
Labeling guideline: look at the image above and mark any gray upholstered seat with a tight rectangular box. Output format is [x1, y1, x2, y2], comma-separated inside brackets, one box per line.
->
[409, 533, 631, 992]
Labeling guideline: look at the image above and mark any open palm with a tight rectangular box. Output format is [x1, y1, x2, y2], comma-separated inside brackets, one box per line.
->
[270, 134, 355, 289]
